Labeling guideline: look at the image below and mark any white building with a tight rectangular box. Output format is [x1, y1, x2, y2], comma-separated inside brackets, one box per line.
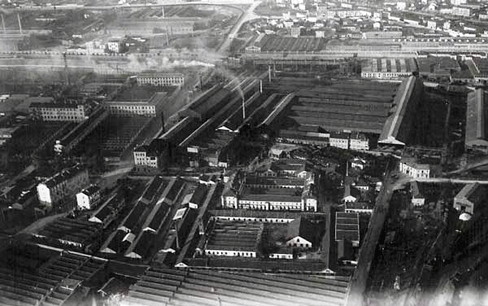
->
[269, 248, 293, 259]
[37, 164, 90, 210]
[453, 183, 486, 215]
[329, 132, 349, 150]
[361, 58, 417, 80]
[452, 6, 471, 17]
[349, 132, 369, 151]
[104, 92, 167, 117]
[410, 181, 425, 206]
[76, 185, 102, 210]
[136, 72, 185, 87]
[399, 158, 430, 179]
[285, 217, 315, 249]
[30, 102, 90, 122]
[106, 39, 123, 53]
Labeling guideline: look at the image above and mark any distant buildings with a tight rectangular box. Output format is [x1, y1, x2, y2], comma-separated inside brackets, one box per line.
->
[136, 72, 185, 87]
[286, 217, 316, 249]
[37, 164, 90, 210]
[465, 89, 488, 153]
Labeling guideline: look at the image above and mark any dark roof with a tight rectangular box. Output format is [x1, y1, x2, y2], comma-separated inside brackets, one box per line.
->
[42, 164, 86, 188]
[81, 185, 100, 197]
[287, 217, 316, 243]
[131, 231, 156, 259]
[335, 212, 359, 243]
[141, 175, 166, 203]
[189, 184, 208, 206]
[146, 202, 170, 232]
[165, 178, 184, 202]
[121, 201, 147, 231]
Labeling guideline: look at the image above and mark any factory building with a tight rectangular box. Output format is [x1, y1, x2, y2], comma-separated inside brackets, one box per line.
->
[454, 183, 487, 215]
[76, 185, 102, 210]
[361, 58, 417, 80]
[29, 100, 97, 122]
[378, 76, 423, 149]
[107, 19, 194, 37]
[37, 164, 90, 210]
[136, 72, 185, 87]
[465, 89, 488, 153]
[104, 92, 167, 117]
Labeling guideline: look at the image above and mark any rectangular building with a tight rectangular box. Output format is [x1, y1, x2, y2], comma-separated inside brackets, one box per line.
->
[361, 58, 417, 80]
[30, 101, 92, 122]
[136, 72, 185, 87]
[104, 92, 167, 117]
[465, 89, 488, 153]
[37, 164, 90, 210]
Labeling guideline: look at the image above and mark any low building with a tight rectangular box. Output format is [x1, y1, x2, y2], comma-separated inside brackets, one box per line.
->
[410, 181, 425, 206]
[133, 139, 167, 169]
[285, 217, 316, 249]
[76, 185, 102, 210]
[399, 157, 430, 179]
[361, 58, 417, 80]
[37, 164, 90, 210]
[204, 220, 261, 258]
[452, 6, 471, 17]
[351, 157, 367, 170]
[269, 248, 294, 259]
[335, 212, 360, 247]
[349, 132, 369, 151]
[454, 183, 486, 215]
[136, 72, 185, 87]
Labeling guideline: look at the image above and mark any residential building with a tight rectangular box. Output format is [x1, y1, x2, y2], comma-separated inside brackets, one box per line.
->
[454, 183, 486, 215]
[452, 6, 471, 17]
[290, 26, 301, 38]
[399, 157, 430, 179]
[136, 72, 185, 87]
[269, 248, 293, 259]
[133, 139, 167, 169]
[285, 217, 315, 249]
[37, 164, 90, 210]
[76, 185, 102, 210]
[107, 39, 123, 53]
[351, 157, 366, 170]
[349, 132, 369, 151]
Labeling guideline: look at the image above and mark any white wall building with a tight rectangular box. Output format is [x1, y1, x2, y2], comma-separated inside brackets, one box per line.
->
[399, 158, 430, 179]
[76, 185, 102, 210]
[136, 73, 185, 87]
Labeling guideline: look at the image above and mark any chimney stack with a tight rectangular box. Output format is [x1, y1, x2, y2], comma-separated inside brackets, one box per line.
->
[242, 97, 245, 120]
[17, 13, 22, 35]
[259, 79, 263, 93]
[268, 66, 271, 83]
[1, 14, 6, 35]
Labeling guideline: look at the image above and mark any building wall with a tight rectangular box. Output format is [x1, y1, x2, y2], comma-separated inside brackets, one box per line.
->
[399, 162, 430, 178]
[269, 253, 293, 259]
[134, 151, 159, 168]
[137, 74, 185, 87]
[286, 236, 312, 248]
[104, 103, 156, 116]
[30, 105, 87, 122]
[330, 137, 349, 149]
[205, 249, 256, 257]
[76, 190, 101, 210]
[37, 169, 90, 209]
[454, 198, 475, 214]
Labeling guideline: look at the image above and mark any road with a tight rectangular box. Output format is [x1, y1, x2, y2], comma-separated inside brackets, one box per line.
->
[217, 0, 262, 55]
[413, 177, 488, 184]
[346, 160, 396, 306]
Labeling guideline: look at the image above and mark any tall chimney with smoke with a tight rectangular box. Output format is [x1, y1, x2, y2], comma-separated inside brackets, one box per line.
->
[1, 14, 6, 35]
[17, 13, 22, 35]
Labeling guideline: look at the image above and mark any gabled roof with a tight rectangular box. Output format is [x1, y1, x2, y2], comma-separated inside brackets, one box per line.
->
[80, 185, 100, 197]
[287, 217, 316, 244]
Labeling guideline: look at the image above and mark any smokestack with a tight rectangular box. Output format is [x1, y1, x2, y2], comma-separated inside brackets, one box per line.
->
[165, 31, 169, 46]
[259, 79, 263, 93]
[17, 13, 22, 35]
[268, 66, 271, 83]
[1, 14, 6, 35]
[174, 220, 180, 251]
[242, 97, 245, 120]
[161, 111, 165, 133]
[162, 6, 165, 18]
[63, 52, 70, 86]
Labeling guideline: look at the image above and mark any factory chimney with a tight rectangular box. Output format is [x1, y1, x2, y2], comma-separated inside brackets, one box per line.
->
[63, 52, 70, 86]
[268, 65, 271, 83]
[17, 13, 22, 35]
[1, 14, 6, 35]
[242, 97, 246, 120]
[160, 111, 165, 134]
[259, 79, 263, 93]
[162, 6, 165, 18]
[174, 220, 180, 251]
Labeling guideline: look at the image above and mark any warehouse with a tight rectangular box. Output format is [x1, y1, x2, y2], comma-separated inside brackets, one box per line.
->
[378, 76, 424, 148]
[465, 89, 488, 153]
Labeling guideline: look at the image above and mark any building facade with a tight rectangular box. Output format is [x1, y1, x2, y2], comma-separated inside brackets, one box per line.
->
[136, 73, 185, 87]
[30, 103, 88, 122]
[37, 165, 90, 210]
[76, 185, 102, 210]
[399, 158, 430, 179]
